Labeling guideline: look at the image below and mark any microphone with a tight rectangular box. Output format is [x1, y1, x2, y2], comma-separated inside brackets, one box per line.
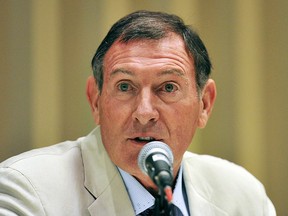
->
[138, 141, 174, 202]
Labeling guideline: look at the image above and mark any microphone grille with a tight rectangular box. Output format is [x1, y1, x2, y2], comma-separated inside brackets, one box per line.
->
[137, 141, 174, 174]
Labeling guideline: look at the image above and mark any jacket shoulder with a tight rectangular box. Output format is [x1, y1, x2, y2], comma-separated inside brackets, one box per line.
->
[183, 152, 257, 181]
[0, 137, 92, 215]
[1, 139, 81, 168]
[182, 152, 276, 215]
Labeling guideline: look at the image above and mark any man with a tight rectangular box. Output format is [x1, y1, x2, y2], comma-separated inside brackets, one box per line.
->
[0, 10, 276, 215]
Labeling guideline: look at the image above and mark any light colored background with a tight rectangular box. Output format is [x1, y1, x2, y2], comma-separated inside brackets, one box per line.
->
[1, 0, 287, 215]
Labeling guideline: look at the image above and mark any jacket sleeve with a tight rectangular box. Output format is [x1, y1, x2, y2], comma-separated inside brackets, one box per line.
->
[265, 196, 277, 216]
[0, 167, 46, 216]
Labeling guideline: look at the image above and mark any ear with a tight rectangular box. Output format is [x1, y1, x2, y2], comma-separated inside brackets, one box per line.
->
[86, 76, 100, 125]
[197, 79, 217, 128]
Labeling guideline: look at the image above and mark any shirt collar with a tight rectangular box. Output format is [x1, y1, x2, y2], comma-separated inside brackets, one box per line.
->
[118, 165, 189, 216]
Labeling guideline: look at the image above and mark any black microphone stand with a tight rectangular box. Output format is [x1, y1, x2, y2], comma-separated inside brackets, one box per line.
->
[149, 163, 174, 215]
[154, 190, 172, 216]
[154, 193, 172, 216]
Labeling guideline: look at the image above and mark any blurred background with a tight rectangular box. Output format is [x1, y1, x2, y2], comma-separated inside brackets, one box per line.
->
[0, 0, 287, 214]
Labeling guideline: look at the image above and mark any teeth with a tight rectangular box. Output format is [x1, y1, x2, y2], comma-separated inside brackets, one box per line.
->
[137, 137, 155, 141]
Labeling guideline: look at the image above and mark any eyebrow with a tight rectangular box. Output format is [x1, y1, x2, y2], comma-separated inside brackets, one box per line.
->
[157, 69, 185, 77]
[110, 68, 135, 77]
[110, 68, 184, 77]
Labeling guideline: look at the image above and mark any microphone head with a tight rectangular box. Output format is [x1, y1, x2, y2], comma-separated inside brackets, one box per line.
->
[137, 141, 174, 174]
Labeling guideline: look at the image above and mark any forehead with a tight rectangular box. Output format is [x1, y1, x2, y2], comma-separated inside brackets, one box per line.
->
[103, 34, 194, 70]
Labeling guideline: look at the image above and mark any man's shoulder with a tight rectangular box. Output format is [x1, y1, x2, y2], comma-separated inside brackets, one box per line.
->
[0, 135, 95, 215]
[182, 151, 262, 190]
[182, 152, 275, 215]
[1, 139, 83, 170]
[183, 151, 250, 174]
[0, 127, 100, 188]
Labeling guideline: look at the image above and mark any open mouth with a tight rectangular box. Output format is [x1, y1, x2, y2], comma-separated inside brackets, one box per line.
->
[133, 137, 156, 143]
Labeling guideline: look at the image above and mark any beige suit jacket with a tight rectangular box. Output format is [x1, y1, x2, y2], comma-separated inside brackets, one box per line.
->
[0, 127, 276, 215]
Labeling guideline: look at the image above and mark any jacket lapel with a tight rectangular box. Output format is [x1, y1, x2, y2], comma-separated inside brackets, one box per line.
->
[183, 154, 228, 216]
[87, 172, 135, 216]
[81, 127, 135, 216]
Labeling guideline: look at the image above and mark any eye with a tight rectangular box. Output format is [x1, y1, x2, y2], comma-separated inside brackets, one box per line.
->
[118, 82, 131, 92]
[157, 82, 181, 103]
[161, 83, 178, 93]
[164, 83, 175, 92]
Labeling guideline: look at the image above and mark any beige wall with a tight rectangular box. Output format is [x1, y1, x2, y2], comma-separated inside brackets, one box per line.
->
[1, 0, 287, 214]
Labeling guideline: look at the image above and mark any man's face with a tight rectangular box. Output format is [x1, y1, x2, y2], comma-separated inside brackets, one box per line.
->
[87, 33, 216, 188]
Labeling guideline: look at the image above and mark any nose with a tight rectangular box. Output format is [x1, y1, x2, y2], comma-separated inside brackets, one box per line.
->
[132, 89, 159, 125]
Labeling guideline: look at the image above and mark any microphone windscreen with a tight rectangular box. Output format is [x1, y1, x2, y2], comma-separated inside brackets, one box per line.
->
[137, 141, 173, 174]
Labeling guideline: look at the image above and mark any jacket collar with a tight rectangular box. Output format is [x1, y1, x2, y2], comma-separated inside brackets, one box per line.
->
[81, 126, 135, 216]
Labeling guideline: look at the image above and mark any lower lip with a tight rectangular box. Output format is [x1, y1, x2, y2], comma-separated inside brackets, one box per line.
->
[128, 139, 151, 146]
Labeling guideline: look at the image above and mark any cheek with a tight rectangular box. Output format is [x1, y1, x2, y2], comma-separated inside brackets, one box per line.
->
[98, 97, 131, 125]
[174, 104, 201, 139]
[99, 101, 116, 123]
